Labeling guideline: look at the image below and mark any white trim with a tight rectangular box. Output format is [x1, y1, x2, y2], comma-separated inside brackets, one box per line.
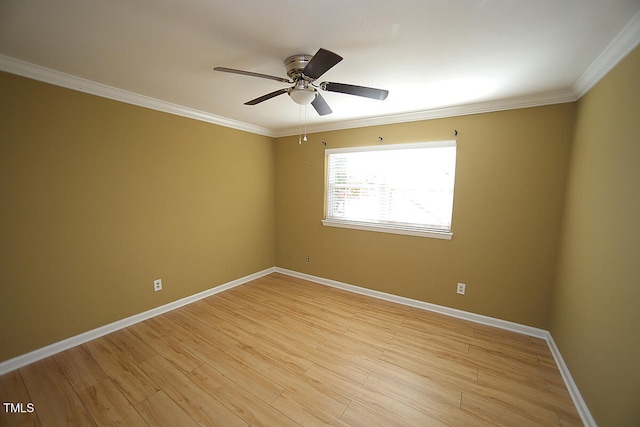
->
[321, 219, 453, 240]
[2, 4, 639, 141]
[546, 335, 598, 427]
[274, 10, 640, 138]
[275, 267, 596, 426]
[0, 267, 276, 375]
[0, 52, 577, 139]
[0, 54, 275, 138]
[275, 267, 546, 338]
[324, 141, 456, 240]
[572, 10, 640, 98]
[325, 140, 456, 155]
[0, 52, 575, 137]
[0, 265, 595, 426]
[273, 90, 578, 137]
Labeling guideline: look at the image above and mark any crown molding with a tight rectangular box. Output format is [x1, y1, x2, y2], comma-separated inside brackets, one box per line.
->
[273, 89, 578, 137]
[572, 9, 640, 98]
[0, 52, 576, 138]
[3, 5, 639, 140]
[275, 10, 640, 138]
[0, 54, 275, 138]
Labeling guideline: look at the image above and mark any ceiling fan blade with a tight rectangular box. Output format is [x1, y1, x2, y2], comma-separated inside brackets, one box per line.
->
[214, 67, 291, 83]
[245, 88, 288, 105]
[311, 92, 332, 116]
[322, 82, 389, 100]
[303, 48, 343, 80]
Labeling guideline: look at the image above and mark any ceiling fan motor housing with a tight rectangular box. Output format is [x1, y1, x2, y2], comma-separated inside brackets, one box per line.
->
[285, 54, 313, 80]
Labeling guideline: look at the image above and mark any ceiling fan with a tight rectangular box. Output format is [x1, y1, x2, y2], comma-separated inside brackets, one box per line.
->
[214, 48, 389, 116]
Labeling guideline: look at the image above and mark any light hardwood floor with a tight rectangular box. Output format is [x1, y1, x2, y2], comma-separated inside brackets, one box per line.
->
[0, 273, 582, 426]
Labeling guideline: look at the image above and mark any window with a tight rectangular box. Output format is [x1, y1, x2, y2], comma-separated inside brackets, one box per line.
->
[323, 141, 457, 239]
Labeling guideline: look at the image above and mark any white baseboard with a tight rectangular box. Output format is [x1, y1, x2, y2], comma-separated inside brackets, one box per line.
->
[0, 267, 276, 375]
[275, 267, 596, 427]
[0, 266, 595, 426]
[546, 334, 597, 427]
[275, 268, 548, 338]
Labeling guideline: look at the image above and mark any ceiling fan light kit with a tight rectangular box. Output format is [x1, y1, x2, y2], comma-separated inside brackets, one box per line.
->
[214, 48, 389, 116]
[288, 81, 316, 105]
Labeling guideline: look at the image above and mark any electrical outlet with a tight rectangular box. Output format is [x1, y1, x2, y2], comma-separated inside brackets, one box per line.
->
[154, 279, 162, 292]
[456, 282, 466, 295]
[305, 255, 310, 262]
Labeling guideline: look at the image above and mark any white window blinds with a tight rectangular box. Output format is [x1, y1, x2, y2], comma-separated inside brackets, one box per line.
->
[324, 141, 456, 238]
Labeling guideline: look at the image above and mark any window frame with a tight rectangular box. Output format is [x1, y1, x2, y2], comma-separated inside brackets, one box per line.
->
[322, 140, 457, 240]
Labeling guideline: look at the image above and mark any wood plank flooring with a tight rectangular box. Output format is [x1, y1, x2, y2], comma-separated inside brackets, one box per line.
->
[0, 273, 582, 426]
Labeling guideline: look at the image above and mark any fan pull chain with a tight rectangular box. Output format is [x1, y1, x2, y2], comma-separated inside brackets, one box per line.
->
[303, 103, 308, 142]
[298, 104, 308, 144]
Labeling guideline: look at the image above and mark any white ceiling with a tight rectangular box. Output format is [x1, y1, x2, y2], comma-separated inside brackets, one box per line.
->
[1, 0, 639, 137]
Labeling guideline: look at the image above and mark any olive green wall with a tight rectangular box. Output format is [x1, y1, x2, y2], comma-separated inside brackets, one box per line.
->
[275, 104, 576, 329]
[0, 71, 276, 362]
[549, 46, 640, 426]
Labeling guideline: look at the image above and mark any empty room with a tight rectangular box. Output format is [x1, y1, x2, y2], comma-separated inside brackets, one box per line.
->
[1, 1, 639, 426]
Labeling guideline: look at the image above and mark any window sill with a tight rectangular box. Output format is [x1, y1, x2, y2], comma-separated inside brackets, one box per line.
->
[321, 219, 453, 240]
